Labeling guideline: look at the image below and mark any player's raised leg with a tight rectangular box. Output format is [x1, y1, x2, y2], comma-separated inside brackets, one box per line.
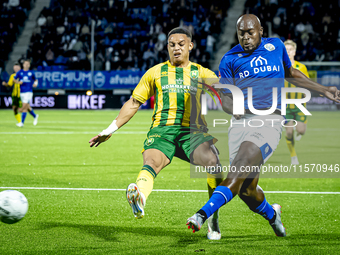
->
[126, 148, 170, 219]
[238, 173, 286, 237]
[186, 141, 261, 232]
[187, 141, 286, 237]
[192, 142, 223, 240]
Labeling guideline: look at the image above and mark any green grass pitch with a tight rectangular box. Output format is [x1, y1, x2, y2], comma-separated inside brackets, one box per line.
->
[0, 109, 339, 254]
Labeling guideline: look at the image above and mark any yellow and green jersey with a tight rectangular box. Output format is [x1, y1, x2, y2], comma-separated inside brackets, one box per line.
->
[285, 60, 309, 110]
[132, 60, 218, 129]
[7, 73, 21, 97]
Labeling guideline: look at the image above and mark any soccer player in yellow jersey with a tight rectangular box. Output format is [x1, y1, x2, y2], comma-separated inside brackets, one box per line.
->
[89, 27, 223, 240]
[2, 63, 22, 126]
[89, 27, 222, 240]
[284, 40, 309, 165]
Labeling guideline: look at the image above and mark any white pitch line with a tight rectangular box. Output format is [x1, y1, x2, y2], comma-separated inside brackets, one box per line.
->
[0, 187, 339, 194]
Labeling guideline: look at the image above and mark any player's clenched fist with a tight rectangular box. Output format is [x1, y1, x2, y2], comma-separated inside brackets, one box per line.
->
[89, 134, 112, 147]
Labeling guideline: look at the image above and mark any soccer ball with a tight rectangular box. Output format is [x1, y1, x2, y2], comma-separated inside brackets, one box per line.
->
[0, 190, 28, 224]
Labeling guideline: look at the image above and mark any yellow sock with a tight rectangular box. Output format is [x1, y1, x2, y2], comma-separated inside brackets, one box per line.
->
[207, 175, 224, 198]
[286, 136, 297, 157]
[136, 165, 157, 201]
[14, 113, 21, 123]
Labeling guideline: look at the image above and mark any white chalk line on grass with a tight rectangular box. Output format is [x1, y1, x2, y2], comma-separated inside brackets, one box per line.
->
[0, 187, 339, 194]
[0, 128, 339, 135]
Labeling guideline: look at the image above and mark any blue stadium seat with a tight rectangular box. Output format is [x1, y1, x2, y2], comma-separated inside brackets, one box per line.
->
[104, 36, 111, 46]
[110, 39, 118, 46]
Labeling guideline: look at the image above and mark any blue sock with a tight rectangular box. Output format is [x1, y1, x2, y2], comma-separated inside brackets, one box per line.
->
[199, 186, 233, 219]
[29, 109, 36, 118]
[251, 197, 274, 221]
[22, 112, 27, 123]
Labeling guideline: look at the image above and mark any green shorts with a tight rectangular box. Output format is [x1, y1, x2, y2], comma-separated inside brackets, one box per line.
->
[142, 126, 217, 163]
[12, 96, 22, 108]
[285, 108, 307, 124]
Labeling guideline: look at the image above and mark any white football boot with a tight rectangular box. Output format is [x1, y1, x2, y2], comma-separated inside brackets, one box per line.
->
[270, 203, 286, 237]
[33, 114, 39, 126]
[291, 156, 299, 165]
[126, 183, 145, 219]
[16, 122, 24, 127]
[207, 210, 221, 240]
[186, 213, 205, 233]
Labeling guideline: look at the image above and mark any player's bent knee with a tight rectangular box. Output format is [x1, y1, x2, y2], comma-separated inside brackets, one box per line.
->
[203, 155, 217, 168]
[296, 128, 306, 135]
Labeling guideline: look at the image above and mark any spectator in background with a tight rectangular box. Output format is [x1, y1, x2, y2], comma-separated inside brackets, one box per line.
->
[206, 34, 216, 56]
[26, 0, 228, 71]
[45, 48, 55, 65]
[95, 49, 105, 70]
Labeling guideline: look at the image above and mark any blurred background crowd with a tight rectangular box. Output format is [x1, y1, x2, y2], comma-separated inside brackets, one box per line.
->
[0, 0, 339, 73]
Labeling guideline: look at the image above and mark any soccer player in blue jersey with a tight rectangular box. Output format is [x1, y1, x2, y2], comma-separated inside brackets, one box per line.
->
[14, 60, 39, 127]
[186, 14, 340, 237]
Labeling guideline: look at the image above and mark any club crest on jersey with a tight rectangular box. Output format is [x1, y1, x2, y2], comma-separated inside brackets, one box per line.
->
[145, 138, 154, 146]
[264, 43, 275, 51]
[190, 70, 199, 79]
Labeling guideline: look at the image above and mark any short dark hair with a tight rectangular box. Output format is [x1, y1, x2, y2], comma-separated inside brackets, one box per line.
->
[168, 27, 192, 41]
[13, 62, 20, 66]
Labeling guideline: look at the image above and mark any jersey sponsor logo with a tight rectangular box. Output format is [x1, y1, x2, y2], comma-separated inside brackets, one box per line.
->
[175, 78, 183, 85]
[239, 56, 280, 78]
[28, 72, 32, 76]
[161, 71, 168, 77]
[22, 76, 31, 82]
[190, 70, 199, 79]
[264, 43, 275, 51]
[250, 56, 268, 67]
[161, 84, 196, 94]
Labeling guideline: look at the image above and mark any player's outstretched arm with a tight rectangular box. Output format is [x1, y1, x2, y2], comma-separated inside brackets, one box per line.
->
[286, 67, 340, 103]
[89, 97, 142, 147]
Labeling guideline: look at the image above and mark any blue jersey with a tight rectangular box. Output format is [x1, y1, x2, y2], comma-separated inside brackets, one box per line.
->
[219, 38, 291, 110]
[14, 70, 36, 93]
